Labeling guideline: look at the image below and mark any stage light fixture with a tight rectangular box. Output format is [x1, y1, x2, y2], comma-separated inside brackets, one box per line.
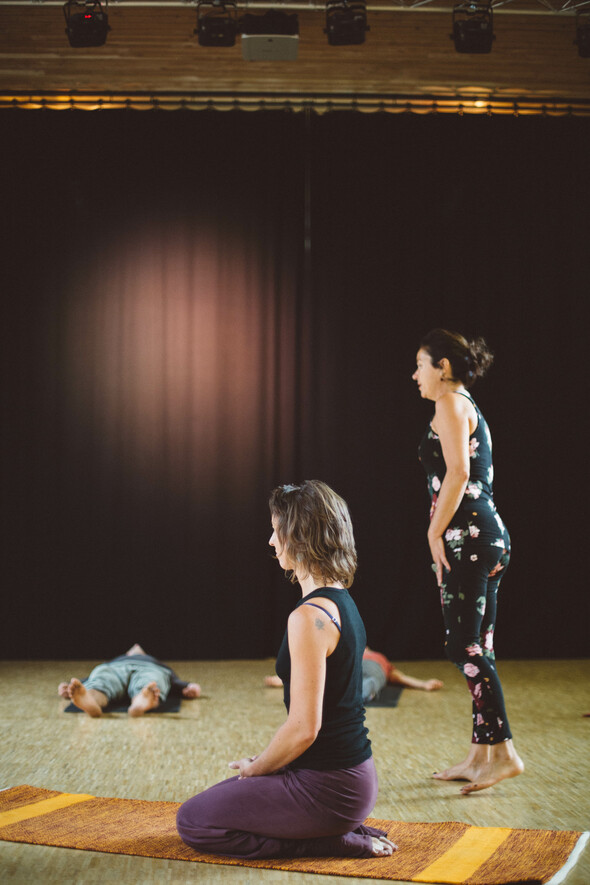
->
[195, 0, 238, 47]
[325, 1, 369, 46]
[240, 10, 299, 61]
[63, 0, 110, 47]
[574, 11, 590, 58]
[451, 2, 494, 54]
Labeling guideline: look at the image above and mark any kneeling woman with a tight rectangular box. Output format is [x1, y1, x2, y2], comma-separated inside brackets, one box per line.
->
[177, 480, 396, 860]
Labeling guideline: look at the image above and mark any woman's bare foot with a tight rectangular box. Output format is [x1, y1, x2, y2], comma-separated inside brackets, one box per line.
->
[434, 741, 524, 793]
[370, 836, 397, 856]
[68, 678, 106, 717]
[264, 675, 283, 688]
[460, 742, 524, 794]
[182, 682, 201, 699]
[58, 681, 71, 699]
[128, 681, 160, 716]
[433, 742, 486, 781]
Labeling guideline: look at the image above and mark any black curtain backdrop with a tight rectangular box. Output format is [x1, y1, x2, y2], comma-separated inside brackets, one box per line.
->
[1, 109, 588, 661]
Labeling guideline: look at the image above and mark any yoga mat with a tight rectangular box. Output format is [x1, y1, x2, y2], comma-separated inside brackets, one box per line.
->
[64, 693, 181, 714]
[365, 685, 403, 708]
[1, 785, 587, 884]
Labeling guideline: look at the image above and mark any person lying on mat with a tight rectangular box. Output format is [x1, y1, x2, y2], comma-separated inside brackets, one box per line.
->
[264, 646, 444, 702]
[57, 643, 201, 717]
[177, 480, 397, 861]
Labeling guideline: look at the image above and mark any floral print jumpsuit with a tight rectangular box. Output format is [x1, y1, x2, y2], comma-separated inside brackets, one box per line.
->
[419, 391, 512, 744]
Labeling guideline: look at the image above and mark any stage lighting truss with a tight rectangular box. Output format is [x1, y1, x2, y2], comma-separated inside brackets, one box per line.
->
[325, 0, 369, 46]
[451, 1, 494, 54]
[574, 10, 590, 58]
[195, 0, 238, 47]
[63, 0, 110, 47]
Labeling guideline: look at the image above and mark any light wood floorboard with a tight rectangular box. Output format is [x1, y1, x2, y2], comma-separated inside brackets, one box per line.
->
[1, 658, 589, 884]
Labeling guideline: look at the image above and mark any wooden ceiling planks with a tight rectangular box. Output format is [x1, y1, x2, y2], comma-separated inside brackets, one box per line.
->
[0, 3, 589, 105]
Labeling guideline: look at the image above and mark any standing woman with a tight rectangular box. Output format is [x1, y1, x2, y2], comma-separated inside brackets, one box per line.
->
[177, 480, 396, 859]
[412, 329, 523, 794]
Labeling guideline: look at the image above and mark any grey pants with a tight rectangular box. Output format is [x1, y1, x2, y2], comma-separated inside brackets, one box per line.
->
[84, 658, 172, 703]
[361, 658, 387, 703]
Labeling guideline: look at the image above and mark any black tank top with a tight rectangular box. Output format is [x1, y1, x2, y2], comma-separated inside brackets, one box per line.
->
[275, 586, 372, 770]
[418, 391, 510, 548]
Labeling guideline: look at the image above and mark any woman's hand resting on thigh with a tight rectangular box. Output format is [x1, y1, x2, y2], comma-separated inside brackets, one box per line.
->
[228, 755, 259, 778]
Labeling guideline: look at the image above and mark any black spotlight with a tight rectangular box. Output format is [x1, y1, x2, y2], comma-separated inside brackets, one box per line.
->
[63, 0, 110, 47]
[574, 11, 590, 58]
[195, 0, 238, 47]
[451, 2, 494, 54]
[325, 0, 369, 46]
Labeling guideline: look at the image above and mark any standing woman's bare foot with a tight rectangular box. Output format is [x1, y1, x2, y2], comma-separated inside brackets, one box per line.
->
[433, 741, 524, 792]
[433, 743, 487, 782]
[460, 741, 524, 794]
[68, 678, 107, 717]
[128, 682, 161, 716]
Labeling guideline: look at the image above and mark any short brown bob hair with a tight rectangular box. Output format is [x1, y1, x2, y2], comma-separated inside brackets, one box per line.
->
[269, 480, 357, 588]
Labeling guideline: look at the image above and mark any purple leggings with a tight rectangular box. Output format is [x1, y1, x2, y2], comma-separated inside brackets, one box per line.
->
[176, 756, 384, 859]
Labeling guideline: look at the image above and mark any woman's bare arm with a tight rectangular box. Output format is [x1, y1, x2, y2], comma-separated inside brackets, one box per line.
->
[230, 605, 334, 777]
[428, 393, 473, 584]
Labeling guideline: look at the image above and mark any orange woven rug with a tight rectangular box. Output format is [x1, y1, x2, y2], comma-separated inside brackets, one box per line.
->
[1, 785, 587, 884]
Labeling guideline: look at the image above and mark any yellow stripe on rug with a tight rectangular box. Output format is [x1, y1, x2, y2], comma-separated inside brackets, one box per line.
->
[413, 827, 510, 883]
[0, 792, 95, 827]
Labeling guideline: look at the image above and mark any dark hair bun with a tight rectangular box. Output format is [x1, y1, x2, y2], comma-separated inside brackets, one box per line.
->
[468, 337, 494, 380]
[420, 328, 494, 388]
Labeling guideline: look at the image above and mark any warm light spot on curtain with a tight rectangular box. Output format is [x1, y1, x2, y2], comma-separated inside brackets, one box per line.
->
[64, 218, 291, 504]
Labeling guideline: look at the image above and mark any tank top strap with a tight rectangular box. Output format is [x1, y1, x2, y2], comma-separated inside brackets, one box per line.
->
[452, 389, 480, 428]
[302, 602, 342, 633]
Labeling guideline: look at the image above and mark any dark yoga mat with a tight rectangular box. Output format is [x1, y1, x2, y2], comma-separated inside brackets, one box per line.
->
[364, 685, 403, 708]
[64, 691, 182, 714]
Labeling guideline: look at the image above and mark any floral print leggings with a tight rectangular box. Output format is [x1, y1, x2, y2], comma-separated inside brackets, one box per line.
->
[440, 543, 512, 744]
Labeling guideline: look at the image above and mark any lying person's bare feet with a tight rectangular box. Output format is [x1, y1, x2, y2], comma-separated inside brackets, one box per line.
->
[182, 682, 201, 699]
[68, 678, 106, 717]
[264, 675, 283, 688]
[125, 643, 147, 656]
[434, 741, 524, 793]
[58, 681, 72, 699]
[128, 681, 160, 716]
[370, 836, 397, 856]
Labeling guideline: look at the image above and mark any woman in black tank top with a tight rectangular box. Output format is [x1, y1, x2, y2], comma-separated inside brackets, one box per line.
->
[413, 329, 524, 794]
[177, 480, 396, 860]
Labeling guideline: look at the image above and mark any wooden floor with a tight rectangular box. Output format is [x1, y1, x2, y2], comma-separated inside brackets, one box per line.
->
[1, 658, 589, 884]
